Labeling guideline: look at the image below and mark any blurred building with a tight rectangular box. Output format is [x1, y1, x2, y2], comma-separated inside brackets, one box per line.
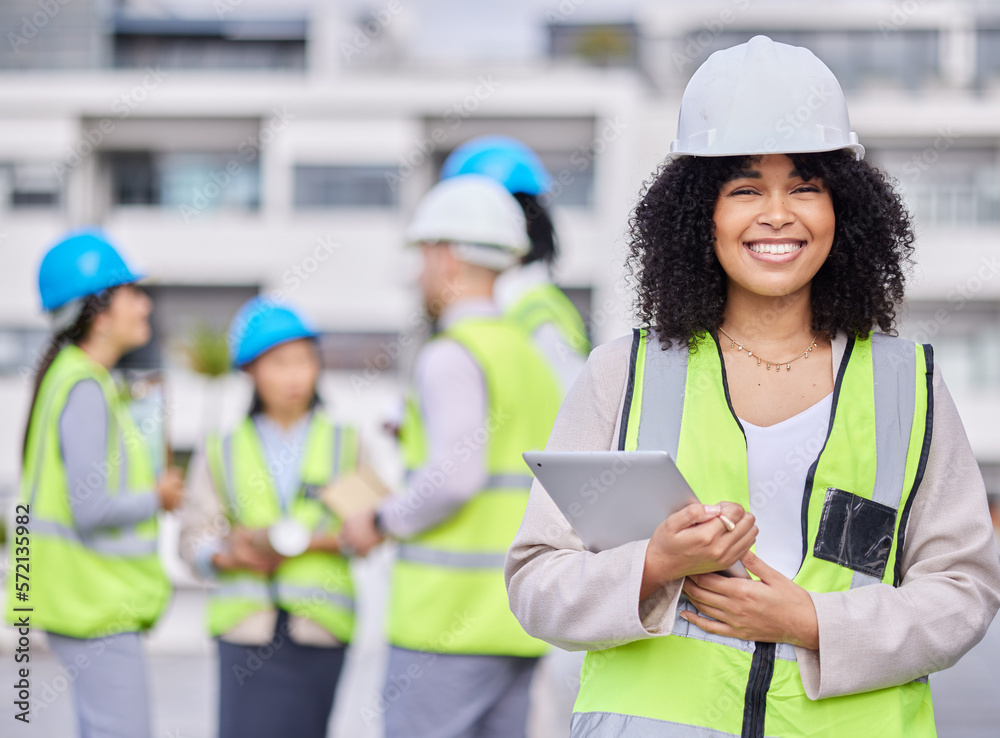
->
[0, 0, 998, 510]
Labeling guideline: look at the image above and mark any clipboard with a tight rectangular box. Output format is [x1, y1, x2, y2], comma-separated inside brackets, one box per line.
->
[320, 465, 390, 519]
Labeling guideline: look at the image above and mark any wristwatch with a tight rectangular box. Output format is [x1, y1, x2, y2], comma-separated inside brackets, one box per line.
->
[373, 509, 388, 536]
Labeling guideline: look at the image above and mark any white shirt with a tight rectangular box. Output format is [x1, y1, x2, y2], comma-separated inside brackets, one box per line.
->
[740, 392, 833, 580]
[252, 412, 312, 511]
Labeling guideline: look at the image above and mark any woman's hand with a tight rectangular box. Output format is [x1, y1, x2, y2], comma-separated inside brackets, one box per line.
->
[213, 526, 284, 574]
[641, 501, 757, 600]
[680, 551, 820, 649]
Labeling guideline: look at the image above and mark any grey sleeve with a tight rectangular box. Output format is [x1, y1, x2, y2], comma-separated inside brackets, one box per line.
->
[59, 379, 159, 535]
[378, 339, 489, 539]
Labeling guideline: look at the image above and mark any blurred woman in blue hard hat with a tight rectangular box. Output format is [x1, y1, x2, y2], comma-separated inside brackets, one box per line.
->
[179, 297, 361, 738]
[6, 229, 184, 738]
[442, 135, 591, 392]
[506, 36, 1000, 737]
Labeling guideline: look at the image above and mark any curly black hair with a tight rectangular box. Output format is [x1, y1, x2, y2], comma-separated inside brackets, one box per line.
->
[627, 150, 915, 348]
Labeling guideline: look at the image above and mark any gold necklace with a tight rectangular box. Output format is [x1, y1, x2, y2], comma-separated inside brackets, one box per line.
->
[717, 326, 819, 372]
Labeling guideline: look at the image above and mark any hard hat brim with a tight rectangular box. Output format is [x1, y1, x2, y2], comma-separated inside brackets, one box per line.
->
[666, 142, 865, 162]
[41, 270, 146, 312]
[233, 330, 319, 369]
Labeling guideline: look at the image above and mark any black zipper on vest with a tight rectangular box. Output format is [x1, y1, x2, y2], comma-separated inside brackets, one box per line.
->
[742, 642, 776, 738]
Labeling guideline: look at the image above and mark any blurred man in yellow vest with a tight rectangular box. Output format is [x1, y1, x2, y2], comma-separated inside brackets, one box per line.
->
[342, 175, 561, 737]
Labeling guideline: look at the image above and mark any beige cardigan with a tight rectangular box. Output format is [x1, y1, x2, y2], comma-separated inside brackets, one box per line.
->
[505, 333, 1000, 700]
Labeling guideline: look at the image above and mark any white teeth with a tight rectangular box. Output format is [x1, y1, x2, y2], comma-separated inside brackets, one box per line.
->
[747, 242, 803, 255]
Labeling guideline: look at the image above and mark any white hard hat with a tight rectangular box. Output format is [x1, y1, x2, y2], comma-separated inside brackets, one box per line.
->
[407, 174, 529, 271]
[669, 35, 864, 160]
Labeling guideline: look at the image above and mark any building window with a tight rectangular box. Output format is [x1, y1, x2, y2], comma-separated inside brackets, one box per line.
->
[535, 151, 595, 208]
[430, 149, 595, 209]
[0, 163, 61, 208]
[897, 301, 1000, 392]
[294, 166, 398, 208]
[675, 30, 939, 91]
[108, 152, 260, 211]
[0, 328, 48, 377]
[112, 17, 307, 71]
[869, 146, 1000, 226]
[977, 29, 1000, 88]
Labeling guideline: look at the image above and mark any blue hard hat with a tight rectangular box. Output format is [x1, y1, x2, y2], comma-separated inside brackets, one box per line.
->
[38, 229, 145, 312]
[441, 136, 551, 196]
[228, 297, 318, 368]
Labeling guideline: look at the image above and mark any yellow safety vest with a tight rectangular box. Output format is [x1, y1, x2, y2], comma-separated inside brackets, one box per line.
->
[389, 316, 561, 656]
[571, 330, 935, 737]
[8, 345, 169, 638]
[205, 412, 359, 643]
[507, 282, 591, 359]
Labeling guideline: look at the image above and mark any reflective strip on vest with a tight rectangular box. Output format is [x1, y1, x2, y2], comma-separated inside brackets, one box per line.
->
[851, 333, 918, 588]
[635, 339, 688, 458]
[403, 471, 535, 491]
[572, 712, 740, 738]
[483, 473, 534, 489]
[214, 580, 272, 602]
[212, 581, 356, 615]
[275, 584, 355, 612]
[331, 425, 344, 479]
[396, 543, 509, 569]
[673, 600, 797, 664]
[219, 434, 240, 514]
[31, 518, 157, 557]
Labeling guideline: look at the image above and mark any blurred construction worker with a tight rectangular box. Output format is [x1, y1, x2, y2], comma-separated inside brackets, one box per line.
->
[179, 298, 361, 738]
[8, 229, 182, 738]
[443, 135, 592, 734]
[442, 135, 591, 392]
[341, 174, 562, 738]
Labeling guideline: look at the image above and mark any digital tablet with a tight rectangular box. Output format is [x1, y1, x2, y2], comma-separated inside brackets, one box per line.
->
[523, 450, 749, 578]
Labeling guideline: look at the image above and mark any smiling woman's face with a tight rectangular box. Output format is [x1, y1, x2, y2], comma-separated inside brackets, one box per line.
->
[712, 153, 835, 300]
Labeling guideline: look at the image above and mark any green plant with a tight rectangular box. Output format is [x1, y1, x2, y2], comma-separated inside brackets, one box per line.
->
[574, 27, 632, 66]
[182, 323, 230, 378]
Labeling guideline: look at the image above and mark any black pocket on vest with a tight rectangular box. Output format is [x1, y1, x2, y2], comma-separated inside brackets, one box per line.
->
[813, 487, 897, 579]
